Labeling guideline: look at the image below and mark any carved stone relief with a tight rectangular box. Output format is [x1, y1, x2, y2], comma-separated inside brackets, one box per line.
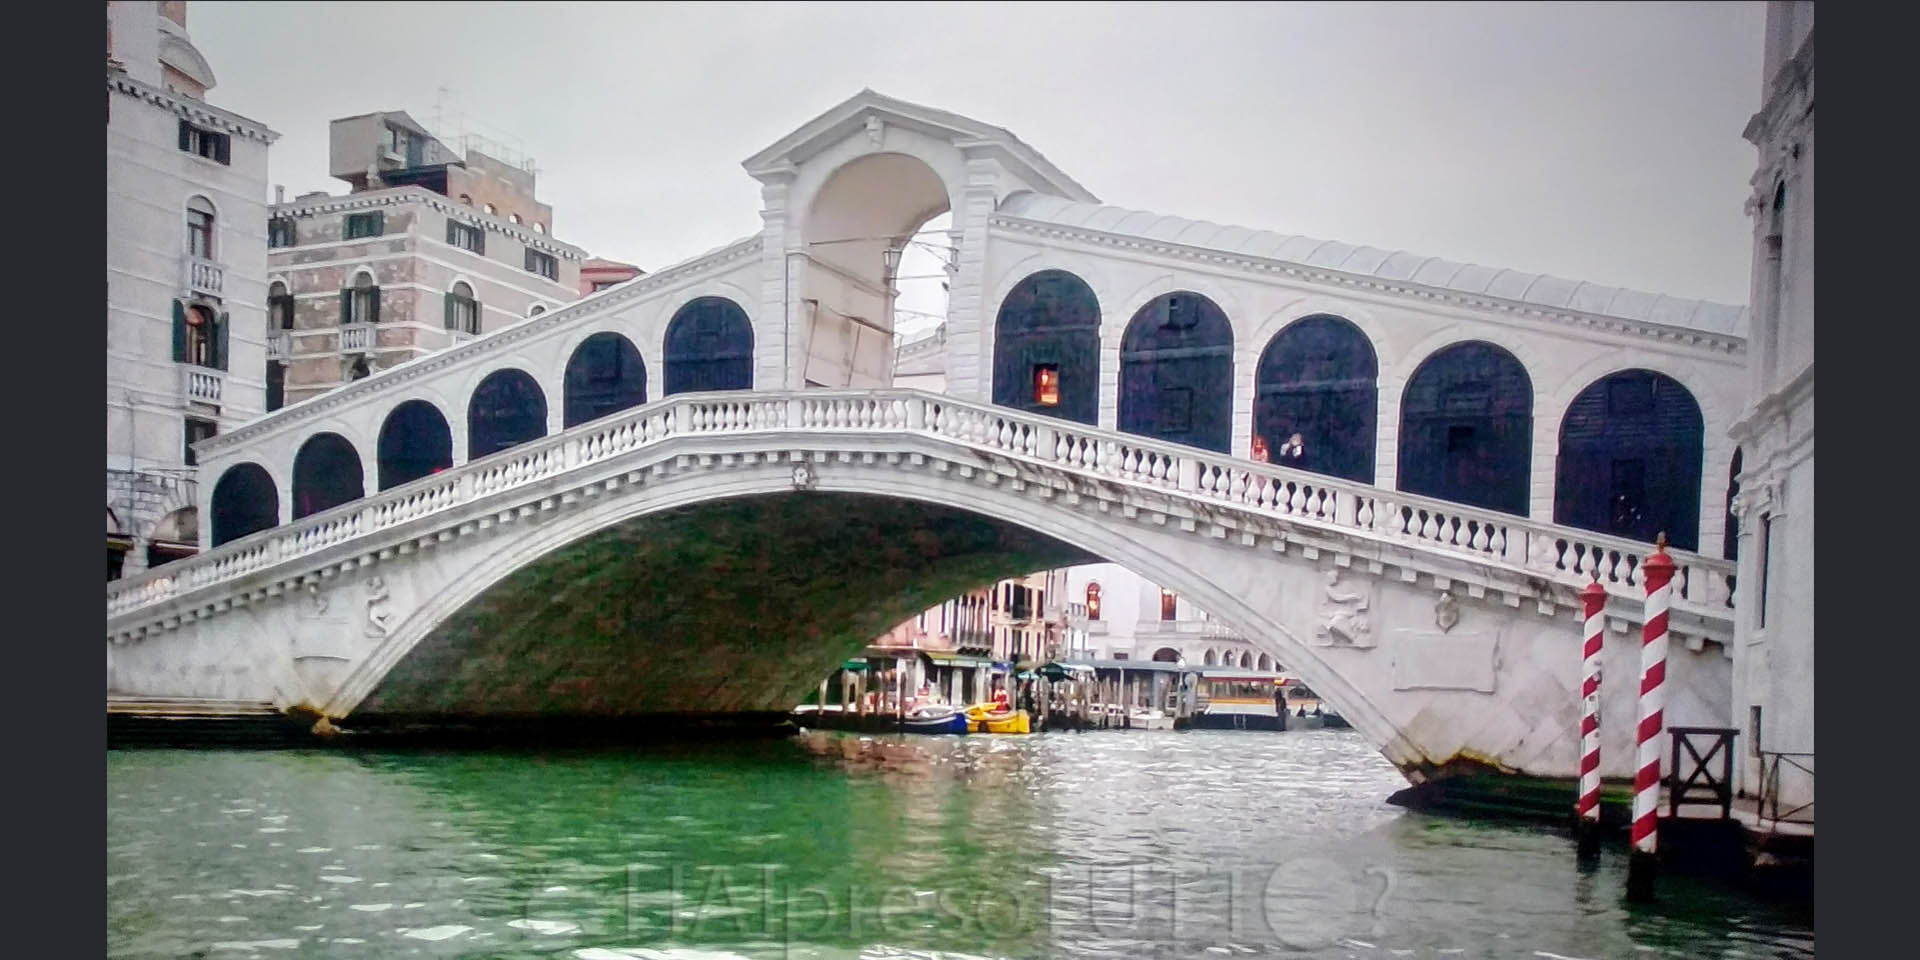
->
[1311, 568, 1374, 649]
[364, 576, 393, 638]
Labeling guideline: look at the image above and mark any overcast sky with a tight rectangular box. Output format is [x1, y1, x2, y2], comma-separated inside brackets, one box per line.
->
[189, 1, 1765, 309]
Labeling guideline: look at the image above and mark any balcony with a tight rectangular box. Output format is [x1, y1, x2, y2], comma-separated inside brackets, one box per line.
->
[184, 255, 225, 299]
[179, 366, 224, 405]
[340, 323, 375, 354]
[266, 331, 291, 361]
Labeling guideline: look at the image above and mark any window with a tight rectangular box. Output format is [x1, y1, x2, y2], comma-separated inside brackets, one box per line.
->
[1033, 364, 1060, 406]
[349, 358, 371, 381]
[342, 272, 379, 324]
[268, 282, 294, 330]
[343, 211, 384, 240]
[1160, 588, 1178, 621]
[533, 222, 546, 234]
[446, 281, 480, 335]
[108, 547, 125, 581]
[267, 216, 297, 248]
[528, 304, 546, 317]
[1085, 582, 1102, 621]
[459, 194, 473, 206]
[510, 213, 522, 224]
[179, 303, 222, 368]
[525, 249, 558, 281]
[484, 203, 497, 215]
[1758, 513, 1775, 628]
[184, 418, 217, 467]
[186, 197, 215, 260]
[266, 362, 284, 412]
[177, 120, 231, 164]
[591, 280, 619, 292]
[1112, 652, 1129, 661]
[447, 219, 485, 254]
[387, 124, 407, 155]
[1750, 705, 1764, 757]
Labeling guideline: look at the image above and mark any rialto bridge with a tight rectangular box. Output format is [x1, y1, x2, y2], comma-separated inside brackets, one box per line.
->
[107, 91, 1748, 788]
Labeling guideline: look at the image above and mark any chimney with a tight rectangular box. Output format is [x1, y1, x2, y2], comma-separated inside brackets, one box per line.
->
[274, 184, 285, 204]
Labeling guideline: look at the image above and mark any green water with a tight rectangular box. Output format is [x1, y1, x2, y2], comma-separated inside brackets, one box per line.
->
[107, 729, 1812, 959]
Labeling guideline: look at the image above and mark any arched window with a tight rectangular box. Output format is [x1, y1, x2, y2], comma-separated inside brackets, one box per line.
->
[209, 463, 277, 546]
[1554, 369, 1704, 550]
[483, 202, 497, 216]
[1255, 315, 1379, 482]
[186, 196, 215, 260]
[1084, 581, 1102, 621]
[1724, 447, 1743, 562]
[992, 270, 1100, 424]
[468, 368, 547, 459]
[1152, 647, 1181, 663]
[1257, 653, 1273, 671]
[1239, 651, 1253, 669]
[663, 297, 753, 394]
[458, 194, 473, 206]
[445, 281, 479, 335]
[268, 281, 294, 330]
[177, 302, 223, 368]
[564, 332, 648, 428]
[342, 271, 379, 325]
[533, 222, 546, 234]
[1160, 588, 1178, 621]
[1119, 292, 1234, 452]
[529, 304, 547, 317]
[1203, 649, 1218, 666]
[1398, 341, 1533, 516]
[377, 400, 453, 490]
[291, 433, 363, 519]
[509, 213, 522, 225]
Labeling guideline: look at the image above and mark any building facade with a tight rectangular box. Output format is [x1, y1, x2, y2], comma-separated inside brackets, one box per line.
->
[581, 258, 646, 297]
[107, 0, 277, 579]
[267, 111, 585, 408]
[1059, 564, 1272, 669]
[1729, 1, 1813, 809]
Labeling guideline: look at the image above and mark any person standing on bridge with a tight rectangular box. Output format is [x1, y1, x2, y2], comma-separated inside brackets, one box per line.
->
[1278, 432, 1307, 469]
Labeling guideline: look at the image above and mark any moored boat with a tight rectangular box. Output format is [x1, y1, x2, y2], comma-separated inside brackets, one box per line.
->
[964, 702, 1032, 734]
[1129, 708, 1174, 731]
[902, 704, 969, 735]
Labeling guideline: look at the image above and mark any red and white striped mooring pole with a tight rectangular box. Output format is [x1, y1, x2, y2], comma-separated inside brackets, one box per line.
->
[1627, 533, 1675, 901]
[1576, 576, 1607, 862]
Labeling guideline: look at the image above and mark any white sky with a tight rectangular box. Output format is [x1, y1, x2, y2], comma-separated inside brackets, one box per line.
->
[188, 1, 1765, 321]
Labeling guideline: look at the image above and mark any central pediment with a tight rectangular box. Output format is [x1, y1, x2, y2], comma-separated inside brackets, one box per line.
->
[741, 88, 1098, 204]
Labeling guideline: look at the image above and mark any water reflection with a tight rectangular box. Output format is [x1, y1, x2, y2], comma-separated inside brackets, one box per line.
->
[108, 730, 1812, 959]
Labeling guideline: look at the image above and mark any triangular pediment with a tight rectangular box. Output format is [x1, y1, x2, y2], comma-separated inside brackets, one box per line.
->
[742, 89, 1098, 203]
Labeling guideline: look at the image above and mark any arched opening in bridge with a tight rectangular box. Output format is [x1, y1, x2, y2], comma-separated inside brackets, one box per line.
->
[468, 369, 548, 459]
[1553, 369, 1704, 550]
[801, 151, 952, 389]
[563, 332, 648, 427]
[1724, 447, 1743, 562]
[1255, 314, 1378, 483]
[1119, 292, 1234, 453]
[1397, 341, 1532, 516]
[993, 269, 1099, 424]
[292, 432, 364, 519]
[378, 400, 453, 490]
[1203, 650, 1218, 666]
[1258, 653, 1273, 671]
[663, 298, 753, 394]
[1239, 651, 1253, 669]
[1152, 647, 1181, 663]
[209, 462, 277, 546]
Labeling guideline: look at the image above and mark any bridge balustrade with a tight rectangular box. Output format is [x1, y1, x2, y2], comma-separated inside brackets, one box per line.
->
[107, 389, 1736, 626]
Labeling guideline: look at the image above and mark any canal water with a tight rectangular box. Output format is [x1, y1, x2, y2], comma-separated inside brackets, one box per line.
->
[108, 729, 1813, 959]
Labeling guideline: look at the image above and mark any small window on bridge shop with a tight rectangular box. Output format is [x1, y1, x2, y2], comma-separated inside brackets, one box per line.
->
[1032, 365, 1061, 406]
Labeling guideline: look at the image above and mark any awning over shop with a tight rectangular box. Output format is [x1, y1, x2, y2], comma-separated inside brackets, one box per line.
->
[919, 650, 1004, 670]
[840, 658, 869, 672]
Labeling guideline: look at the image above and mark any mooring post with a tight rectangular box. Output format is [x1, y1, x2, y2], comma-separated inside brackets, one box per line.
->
[1577, 577, 1607, 862]
[1628, 534, 1675, 901]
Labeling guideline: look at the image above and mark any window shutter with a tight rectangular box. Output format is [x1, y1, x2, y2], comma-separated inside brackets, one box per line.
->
[475, 230, 485, 256]
[172, 300, 188, 362]
[368, 286, 381, 323]
[177, 120, 191, 152]
[446, 219, 458, 245]
[370, 211, 384, 236]
[444, 293, 455, 330]
[339, 289, 352, 324]
[525, 248, 535, 271]
[215, 311, 230, 370]
[214, 134, 231, 166]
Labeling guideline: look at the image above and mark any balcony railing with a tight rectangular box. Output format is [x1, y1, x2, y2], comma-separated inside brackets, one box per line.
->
[266, 331, 292, 361]
[184, 256, 225, 299]
[180, 366, 223, 405]
[340, 323, 374, 353]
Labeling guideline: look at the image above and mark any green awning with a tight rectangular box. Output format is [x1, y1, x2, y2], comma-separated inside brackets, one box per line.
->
[919, 651, 997, 669]
[840, 659, 869, 672]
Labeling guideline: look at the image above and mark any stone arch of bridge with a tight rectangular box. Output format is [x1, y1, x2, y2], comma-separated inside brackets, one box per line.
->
[320, 456, 1410, 769]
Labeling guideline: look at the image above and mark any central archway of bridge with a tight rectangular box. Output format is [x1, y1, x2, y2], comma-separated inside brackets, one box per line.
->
[355, 492, 1091, 718]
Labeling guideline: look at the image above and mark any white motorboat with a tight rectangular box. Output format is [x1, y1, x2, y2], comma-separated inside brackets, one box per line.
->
[1129, 708, 1174, 731]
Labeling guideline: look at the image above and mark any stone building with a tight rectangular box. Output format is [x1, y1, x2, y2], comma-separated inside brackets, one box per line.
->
[581, 257, 646, 297]
[1060, 564, 1270, 668]
[106, 0, 277, 579]
[266, 111, 586, 408]
[1729, 0, 1813, 811]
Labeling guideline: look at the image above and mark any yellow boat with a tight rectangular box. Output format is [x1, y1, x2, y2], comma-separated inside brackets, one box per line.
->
[965, 703, 1032, 734]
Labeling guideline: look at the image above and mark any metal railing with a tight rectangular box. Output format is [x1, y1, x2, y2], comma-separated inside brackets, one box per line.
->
[106, 389, 1740, 625]
[1668, 726, 1738, 819]
[1758, 750, 1814, 827]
